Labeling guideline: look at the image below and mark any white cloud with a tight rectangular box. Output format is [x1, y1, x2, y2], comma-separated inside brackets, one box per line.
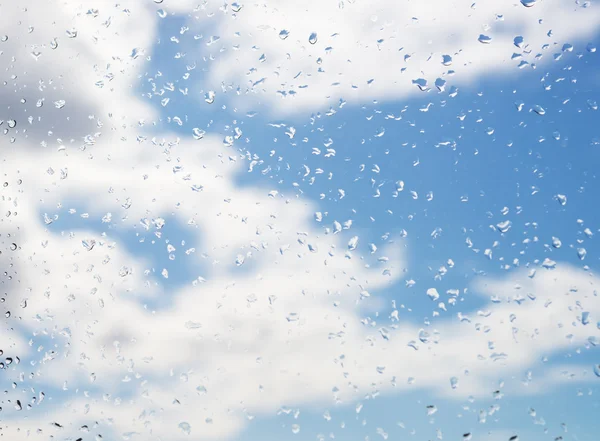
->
[165, 0, 600, 113]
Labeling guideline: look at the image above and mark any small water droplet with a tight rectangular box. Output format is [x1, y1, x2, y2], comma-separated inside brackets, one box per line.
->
[178, 422, 191, 434]
[426, 405, 437, 416]
[520, 0, 537, 7]
[533, 104, 545, 115]
[450, 377, 459, 389]
[50, 38, 58, 49]
[279, 29, 290, 40]
[192, 128, 205, 139]
[478, 34, 492, 44]
[308, 32, 318, 44]
[496, 220, 512, 233]
[205, 91, 216, 104]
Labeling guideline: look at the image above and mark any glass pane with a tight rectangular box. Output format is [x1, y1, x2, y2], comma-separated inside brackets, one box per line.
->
[1, 1, 598, 440]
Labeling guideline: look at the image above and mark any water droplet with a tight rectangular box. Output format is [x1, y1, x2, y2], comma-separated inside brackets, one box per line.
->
[556, 194, 567, 206]
[514, 36, 524, 48]
[279, 30, 290, 40]
[347, 236, 358, 251]
[577, 248, 587, 260]
[10, 243, 17, 251]
[1, 35, 8, 42]
[54, 100, 66, 109]
[582, 311, 590, 325]
[178, 422, 191, 434]
[426, 405, 437, 416]
[496, 220, 512, 233]
[291, 424, 300, 434]
[594, 364, 600, 377]
[7, 120, 16, 128]
[50, 38, 58, 49]
[426, 288, 440, 301]
[533, 104, 545, 115]
[520, 0, 537, 7]
[450, 377, 459, 389]
[66, 29, 78, 38]
[231, 3, 243, 12]
[308, 32, 318, 44]
[82, 239, 96, 251]
[205, 91, 216, 104]
[478, 34, 492, 44]
[586, 43, 596, 53]
[441, 54, 453, 66]
[192, 128, 205, 139]
[552, 237, 562, 248]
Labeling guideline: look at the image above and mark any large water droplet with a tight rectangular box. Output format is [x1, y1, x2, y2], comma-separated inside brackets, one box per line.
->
[478, 34, 492, 44]
[279, 30, 290, 40]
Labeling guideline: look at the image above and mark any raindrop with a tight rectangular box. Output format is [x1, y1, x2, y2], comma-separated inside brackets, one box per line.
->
[556, 194, 567, 206]
[178, 422, 191, 434]
[478, 34, 492, 44]
[7, 120, 16, 128]
[426, 288, 440, 301]
[497, 220, 512, 233]
[594, 364, 600, 377]
[552, 237, 562, 248]
[10, 243, 17, 251]
[533, 104, 545, 115]
[520, 0, 537, 7]
[231, 3, 243, 12]
[66, 29, 78, 38]
[450, 377, 459, 389]
[309, 32, 318, 44]
[441, 54, 453, 66]
[514, 36, 524, 48]
[279, 30, 290, 40]
[50, 38, 58, 49]
[582, 311, 590, 325]
[347, 236, 359, 251]
[192, 128, 205, 139]
[205, 91, 216, 104]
